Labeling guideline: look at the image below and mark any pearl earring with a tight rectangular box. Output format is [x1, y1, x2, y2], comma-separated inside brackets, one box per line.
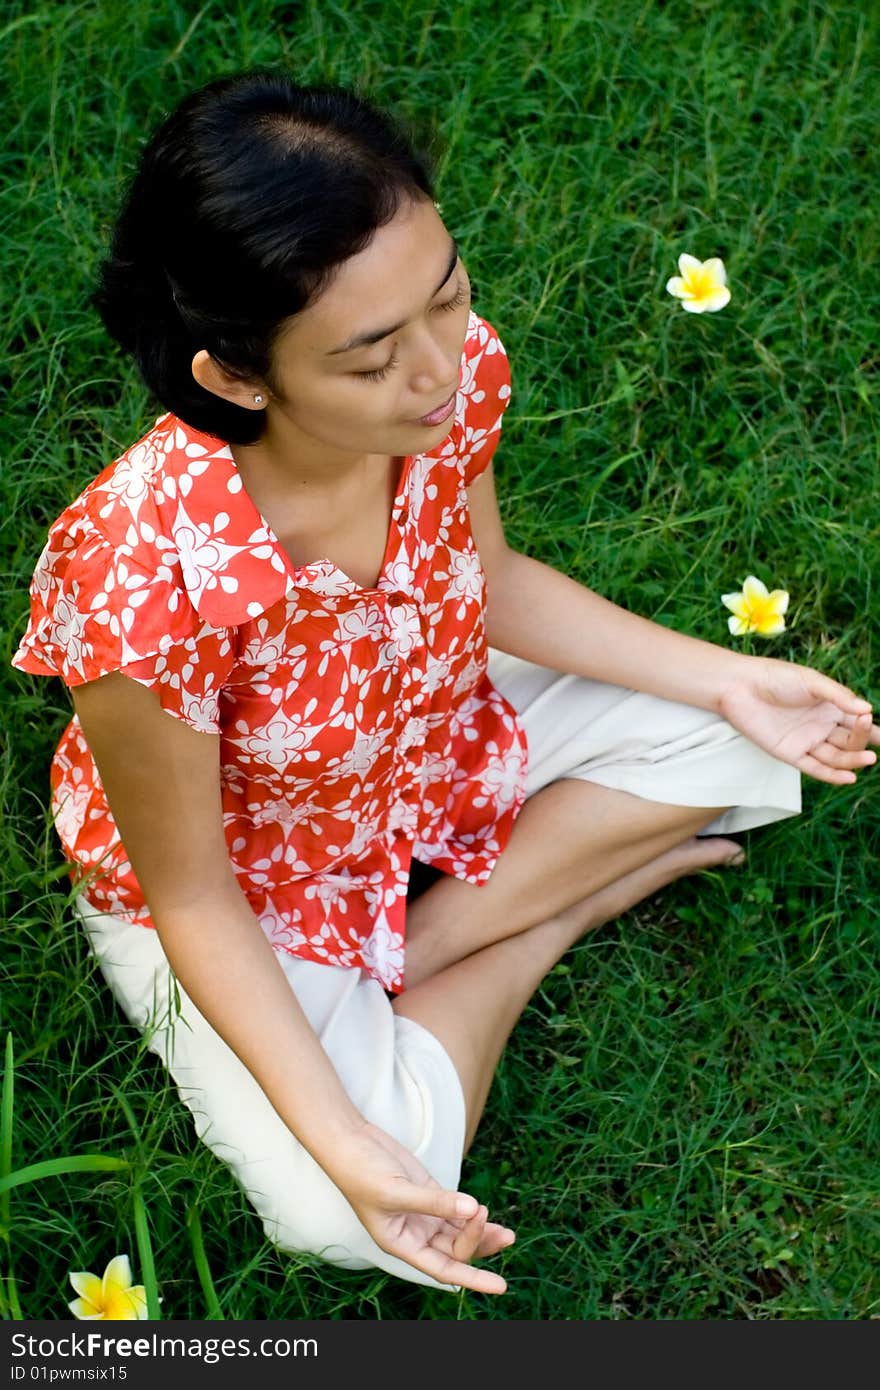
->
[254, 393, 264, 405]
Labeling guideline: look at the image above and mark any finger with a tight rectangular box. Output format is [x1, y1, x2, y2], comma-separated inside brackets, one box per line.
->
[824, 714, 879, 760]
[797, 751, 858, 786]
[826, 726, 859, 749]
[812, 740, 877, 771]
[393, 1183, 479, 1224]
[411, 1244, 508, 1295]
[804, 671, 873, 719]
[453, 1212, 516, 1262]
[476, 1223, 516, 1258]
[831, 713, 870, 751]
[825, 711, 878, 729]
[430, 1205, 487, 1259]
[424, 1210, 514, 1263]
[451, 1204, 488, 1264]
[826, 720, 880, 752]
[844, 712, 876, 754]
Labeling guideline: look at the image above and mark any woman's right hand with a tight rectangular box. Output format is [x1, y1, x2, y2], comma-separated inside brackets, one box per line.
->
[72, 672, 511, 1291]
[336, 1120, 515, 1293]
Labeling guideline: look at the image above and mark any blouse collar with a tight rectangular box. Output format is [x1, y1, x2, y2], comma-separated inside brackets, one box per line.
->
[153, 411, 457, 628]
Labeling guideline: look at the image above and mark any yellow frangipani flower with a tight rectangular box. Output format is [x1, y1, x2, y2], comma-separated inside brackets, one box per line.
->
[68, 1254, 148, 1320]
[666, 254, 731, 313]
[722, 575, 790, 637]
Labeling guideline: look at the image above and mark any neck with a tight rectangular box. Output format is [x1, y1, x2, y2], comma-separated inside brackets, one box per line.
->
[231, 409, 373, 511]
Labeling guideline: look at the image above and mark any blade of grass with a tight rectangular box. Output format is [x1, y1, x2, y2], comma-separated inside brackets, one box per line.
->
[0, 1034, 23, 1320]
[187, 1204, 223, 1320]
[0, 1155, 129, 1197]
[132, 1186, 162, 1320]
[0, 12, 51, 45]
[1, 1034, 13, 1220]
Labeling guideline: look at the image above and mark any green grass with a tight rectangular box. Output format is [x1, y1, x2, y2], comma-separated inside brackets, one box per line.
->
[2, 0, 879, 1321]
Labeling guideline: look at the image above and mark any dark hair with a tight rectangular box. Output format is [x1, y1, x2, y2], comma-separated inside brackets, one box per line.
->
[93, 71, 437, 443]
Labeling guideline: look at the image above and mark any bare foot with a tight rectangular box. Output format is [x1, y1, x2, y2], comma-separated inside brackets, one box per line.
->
[550, 835, 744, 941]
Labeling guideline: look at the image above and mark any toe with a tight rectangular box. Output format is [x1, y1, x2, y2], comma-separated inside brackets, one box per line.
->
[691, 835, 745, 867]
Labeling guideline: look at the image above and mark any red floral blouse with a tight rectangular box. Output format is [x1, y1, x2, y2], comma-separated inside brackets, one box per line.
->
[12, 312, 527, 991]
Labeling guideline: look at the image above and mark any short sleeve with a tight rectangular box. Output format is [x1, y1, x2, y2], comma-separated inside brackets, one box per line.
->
[11, 512, 236, 735]
[459, 316, 512, 486]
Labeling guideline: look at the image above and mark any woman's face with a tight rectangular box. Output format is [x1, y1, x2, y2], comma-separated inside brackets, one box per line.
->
[261, 194, 472, 458]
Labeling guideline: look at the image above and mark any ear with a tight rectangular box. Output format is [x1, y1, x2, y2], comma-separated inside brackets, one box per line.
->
[191, 350, 267, 410]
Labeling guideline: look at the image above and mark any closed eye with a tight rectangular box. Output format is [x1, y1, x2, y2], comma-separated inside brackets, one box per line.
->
[355, 281, 469, 383]
[435, 283, 468, 314]
[357, 351, 400, 383]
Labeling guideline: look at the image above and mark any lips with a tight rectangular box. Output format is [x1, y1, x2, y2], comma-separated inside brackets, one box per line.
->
[414, 390, 457, 426]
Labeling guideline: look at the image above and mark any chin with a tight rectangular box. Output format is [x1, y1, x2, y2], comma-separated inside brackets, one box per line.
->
[410, 415, 456, 445]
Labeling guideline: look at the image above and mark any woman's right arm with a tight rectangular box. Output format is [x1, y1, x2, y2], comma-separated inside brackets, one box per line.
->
[70, 673, 511, 1293]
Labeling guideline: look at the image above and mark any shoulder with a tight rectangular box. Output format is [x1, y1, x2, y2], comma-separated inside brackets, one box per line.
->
[12, 415, 241, 687]
[14, 407, 298, 689]
[458, 312, 511, 433]
[443, 312, 512, 485]
[60, 412, 226, 550]
[460, 310, 511, 398]
[18, 414, 177, 632]
[39, 412, 182, 560]
[18, 414, 183, 645]
[35, 411, 258, 619]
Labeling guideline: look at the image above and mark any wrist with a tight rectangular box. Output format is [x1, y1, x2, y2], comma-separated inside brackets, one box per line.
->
[675, 642, 750, 717]
[707, 648, 765, 715]
[313, 1120, 400, 1212]
[298, 1100, 370, 1175]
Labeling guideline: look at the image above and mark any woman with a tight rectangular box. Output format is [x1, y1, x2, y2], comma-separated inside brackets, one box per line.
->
[12, 70, 877, 1296]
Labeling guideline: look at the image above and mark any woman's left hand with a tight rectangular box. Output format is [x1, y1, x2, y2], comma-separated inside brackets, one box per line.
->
[719, 657, 879, 784]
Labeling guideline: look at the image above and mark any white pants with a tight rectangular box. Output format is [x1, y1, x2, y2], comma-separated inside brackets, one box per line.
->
[72, 650, 801, 1289]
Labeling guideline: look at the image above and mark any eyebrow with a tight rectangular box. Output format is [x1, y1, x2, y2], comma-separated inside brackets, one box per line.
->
[326, 238, 460, 355]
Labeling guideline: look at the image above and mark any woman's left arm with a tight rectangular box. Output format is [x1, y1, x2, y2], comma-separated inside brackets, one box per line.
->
[468, 463, 878, 785]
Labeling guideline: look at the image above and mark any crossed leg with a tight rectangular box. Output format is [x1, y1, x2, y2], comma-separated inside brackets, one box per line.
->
[404, 778, 736, 985]
[393, 783, 738, 1264]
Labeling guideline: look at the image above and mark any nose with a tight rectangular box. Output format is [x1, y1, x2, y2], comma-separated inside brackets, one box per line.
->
[409, 325, 460, 395]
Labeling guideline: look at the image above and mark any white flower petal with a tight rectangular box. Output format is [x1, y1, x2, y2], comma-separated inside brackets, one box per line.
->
[113, 1299, 143, 1320]
[69, 1271, 103, 1304]
[702, 257, 727, 286]
[678, 253, 702, 277]
[727, 615, 748, 635]
[128, 1287, 149, 1320]
[666, 276, 688, 298]
[721, 592, 749, 618]
[102, 1255, 133, 1298]
[742, 576, 770, 603]
[757, 615, 786, 636]
[68, 1299, 105, 1320]
[681, 299, 708, 313]
[701, 287, 731, 312]
[768, 589, 790, 614]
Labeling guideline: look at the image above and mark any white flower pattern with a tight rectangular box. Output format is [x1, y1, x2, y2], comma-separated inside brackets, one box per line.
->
[11, 314, 525, 991]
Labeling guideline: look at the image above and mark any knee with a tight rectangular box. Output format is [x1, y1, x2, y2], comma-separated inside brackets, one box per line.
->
[240, 1155, 376, 1271]
[255, 1173, 375, 1273]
